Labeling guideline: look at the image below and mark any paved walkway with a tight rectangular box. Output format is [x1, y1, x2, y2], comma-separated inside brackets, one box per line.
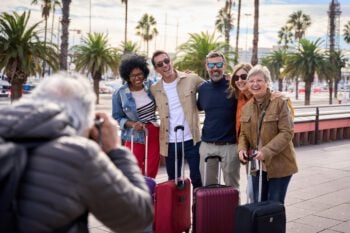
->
[88, 139, 350, 233]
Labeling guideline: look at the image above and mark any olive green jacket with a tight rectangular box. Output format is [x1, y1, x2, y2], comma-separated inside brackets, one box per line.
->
[151, 70, 204, 156]
[238, 90, 298, 178]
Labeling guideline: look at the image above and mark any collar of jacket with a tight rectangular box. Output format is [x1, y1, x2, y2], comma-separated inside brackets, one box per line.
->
[253, 88, 272, 110]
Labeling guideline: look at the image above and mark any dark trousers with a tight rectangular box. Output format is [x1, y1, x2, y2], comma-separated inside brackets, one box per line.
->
[165, 140, 202, 189]
[252, 170, 292, 204]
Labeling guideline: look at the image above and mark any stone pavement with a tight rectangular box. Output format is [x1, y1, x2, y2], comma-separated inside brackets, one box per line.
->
[88, 139, 350, 233]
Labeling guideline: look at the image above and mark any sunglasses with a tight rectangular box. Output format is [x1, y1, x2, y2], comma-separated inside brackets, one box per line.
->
[155, 58, 170, 68]
[233, 73, 248, 81]
[207, 62, 224, 69]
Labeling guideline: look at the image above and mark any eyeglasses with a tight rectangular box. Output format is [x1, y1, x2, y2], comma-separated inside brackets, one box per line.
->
[207, 62, 224, 69]
[129, 72, 144, 79]
[233, 73, 248, 81]
[155, 58, 170, 68]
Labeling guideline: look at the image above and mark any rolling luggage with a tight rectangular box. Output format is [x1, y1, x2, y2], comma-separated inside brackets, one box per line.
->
[234, 107, 286, 233]
[154, 125, 191, 233]
[193, 155, 239, 233]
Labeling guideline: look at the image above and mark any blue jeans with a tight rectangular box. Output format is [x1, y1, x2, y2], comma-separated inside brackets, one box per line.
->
[165, 140, 202, 189]
[252, 170, 292, 204]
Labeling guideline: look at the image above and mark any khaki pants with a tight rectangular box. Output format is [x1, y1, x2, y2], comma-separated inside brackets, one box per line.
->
[199, 142, 240, 189]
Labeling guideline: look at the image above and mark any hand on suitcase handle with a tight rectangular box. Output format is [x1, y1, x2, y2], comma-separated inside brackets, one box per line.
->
[132, 121, 145, 131]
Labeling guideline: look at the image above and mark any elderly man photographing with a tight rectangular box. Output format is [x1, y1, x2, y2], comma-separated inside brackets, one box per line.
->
[197, 51, 240, 188]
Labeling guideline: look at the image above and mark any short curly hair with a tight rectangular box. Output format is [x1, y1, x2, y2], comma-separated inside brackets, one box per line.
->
[119, 54, 150, 83]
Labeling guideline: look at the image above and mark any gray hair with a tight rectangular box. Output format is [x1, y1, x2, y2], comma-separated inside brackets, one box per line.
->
[247, 64, 272, 88]
[28, 72, 96, 135]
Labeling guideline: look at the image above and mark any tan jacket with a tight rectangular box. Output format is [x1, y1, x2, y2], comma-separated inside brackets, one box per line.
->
[238, 90, 298, 178]
[150, 70, 204, 156]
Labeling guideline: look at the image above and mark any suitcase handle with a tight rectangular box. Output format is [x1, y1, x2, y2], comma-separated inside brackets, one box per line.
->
[203, 155, 222, 186]
[130, 127, 149, 176]
[174, 125, 186, 189]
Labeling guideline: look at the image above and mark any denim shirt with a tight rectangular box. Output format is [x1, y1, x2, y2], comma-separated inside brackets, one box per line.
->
[112, 79, 155, 144]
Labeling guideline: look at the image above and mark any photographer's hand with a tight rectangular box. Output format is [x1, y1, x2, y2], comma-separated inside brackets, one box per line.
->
[90, 112, 121, 153]
[239, 150, 248, 164]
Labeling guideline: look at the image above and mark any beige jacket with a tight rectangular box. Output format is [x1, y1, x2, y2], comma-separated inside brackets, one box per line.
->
[238, 90, 298, 178]
[151, 70, 204, 156]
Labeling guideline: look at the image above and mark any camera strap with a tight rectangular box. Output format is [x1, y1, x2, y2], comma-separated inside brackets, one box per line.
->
[256, 99, 270, 202]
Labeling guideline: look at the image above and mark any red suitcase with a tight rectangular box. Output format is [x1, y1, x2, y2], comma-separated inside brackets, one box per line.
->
[154, 125, 191, 233]
[193, 155, 239, 233]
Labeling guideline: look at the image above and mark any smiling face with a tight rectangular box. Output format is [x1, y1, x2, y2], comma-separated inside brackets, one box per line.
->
[248, 72, 268, 99]
[206, 56, 226, 82]
[153, 53, 174, 80]
[129, 68, 145, 91]
[234, 68, 249, 92]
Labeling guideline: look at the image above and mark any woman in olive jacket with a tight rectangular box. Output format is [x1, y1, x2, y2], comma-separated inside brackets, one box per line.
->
[238, 65, 298, 204]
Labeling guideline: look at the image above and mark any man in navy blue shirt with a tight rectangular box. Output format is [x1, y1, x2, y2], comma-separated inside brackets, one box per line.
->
[197, 51, 240, 189]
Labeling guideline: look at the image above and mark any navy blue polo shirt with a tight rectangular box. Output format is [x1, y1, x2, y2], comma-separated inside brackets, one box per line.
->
[197, 77, 237, 143]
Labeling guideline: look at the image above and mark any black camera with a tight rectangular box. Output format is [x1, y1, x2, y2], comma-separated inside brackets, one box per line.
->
[247, 150, 259, 172]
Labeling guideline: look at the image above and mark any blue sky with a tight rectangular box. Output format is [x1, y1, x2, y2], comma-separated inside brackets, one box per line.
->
[1, 0, 350, 54]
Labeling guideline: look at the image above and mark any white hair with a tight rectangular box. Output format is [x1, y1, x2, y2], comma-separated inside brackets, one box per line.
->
[247, 64, 272, 89]
[28, 72, 96, 135]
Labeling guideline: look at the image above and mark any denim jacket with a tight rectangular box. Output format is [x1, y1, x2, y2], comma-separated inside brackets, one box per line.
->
[112, 80, 155, 144]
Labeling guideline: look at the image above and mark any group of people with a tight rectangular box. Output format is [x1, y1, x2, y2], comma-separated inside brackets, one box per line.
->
[112, 50, 298, 204]
[0, 49, 298, 232]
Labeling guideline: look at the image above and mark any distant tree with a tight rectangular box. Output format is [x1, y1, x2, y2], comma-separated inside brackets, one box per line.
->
[344, 21, 350, 43]
[118, 40, 140, 54]
[329, 51, 347, 101]
[59, 0, 72, 70]
[73, 33, 115, 104]
[0, 11, 58, 101]
[135, 13, 158, 58]
[31, 0, 60, 76]
[251, 0, 259, 66]
[277, 25, 293, 50]
[284, 39, 330, 105]
[261, 49, 286, 91]
[235, 0, 242, 56]
[215, 0, 234, 55]
[121, 0, 128, 51]
[175, 32, 229, 80]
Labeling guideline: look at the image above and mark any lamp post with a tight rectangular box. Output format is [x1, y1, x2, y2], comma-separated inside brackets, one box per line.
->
[244, 13, 251, 62]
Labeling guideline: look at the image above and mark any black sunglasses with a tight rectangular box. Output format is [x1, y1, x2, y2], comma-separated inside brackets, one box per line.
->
[233, 73, 248, 81]
[155, 58, 170, 68]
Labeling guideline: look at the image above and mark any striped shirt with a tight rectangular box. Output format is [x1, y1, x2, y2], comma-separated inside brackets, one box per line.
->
[132, 89, 157, 123]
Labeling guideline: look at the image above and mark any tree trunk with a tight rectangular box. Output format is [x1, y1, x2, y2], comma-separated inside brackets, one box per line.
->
[124, 1, 128, 53]
[328, 79, 333, 105]
[278, 76, 283, 91]
[42, 17, 48, 77]
[235, 0, 241, 56]
[93, 72, 101, 105]
[251, 0, 259, 66]
[295, 78, 299, 100]
[304, 80, 312, 105]
[59, 0, 71, 71]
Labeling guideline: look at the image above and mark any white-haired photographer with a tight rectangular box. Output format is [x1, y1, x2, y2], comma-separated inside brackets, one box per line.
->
[0, 72, 153, 233]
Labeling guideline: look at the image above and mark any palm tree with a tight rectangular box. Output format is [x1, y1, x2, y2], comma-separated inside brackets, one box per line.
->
[121, 0, 128, 51]
[235, 0, 242, 56]
[284, 39, 330, 105]
[175, 31, 230, 80]
[329, 51, 347, 101]
[135, 13, 158, 58]
[0, 11, 58, 101]
[277, 25, 293, 50]
[287, 10, 311, 42]
[215, 0, 234, 55]
[59, 0, 72, 70]
[344, 21, 350, 43]
[251, 0, 259, 65]
[118, 40, 140, 54]
[261, 49, 286, 91]
[287, 10, 312, 100]
[72, 33, 115, 104]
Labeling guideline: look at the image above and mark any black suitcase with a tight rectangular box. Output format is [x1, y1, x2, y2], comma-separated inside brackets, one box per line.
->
[234, 158, 286, 233]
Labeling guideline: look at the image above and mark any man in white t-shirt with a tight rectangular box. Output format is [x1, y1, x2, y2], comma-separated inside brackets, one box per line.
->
[150, 50, 204, 188]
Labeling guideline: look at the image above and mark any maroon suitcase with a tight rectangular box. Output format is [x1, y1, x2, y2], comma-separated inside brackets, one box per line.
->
[193, 155, 239, 233]
[154, 125, 191, 233]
